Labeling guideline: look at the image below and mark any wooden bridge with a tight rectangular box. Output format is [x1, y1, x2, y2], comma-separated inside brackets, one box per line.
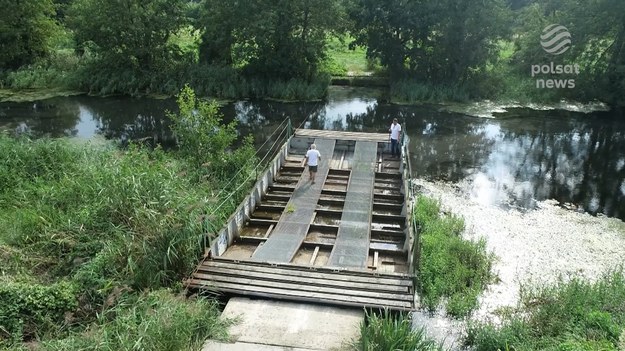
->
[186, 129, 416, 311]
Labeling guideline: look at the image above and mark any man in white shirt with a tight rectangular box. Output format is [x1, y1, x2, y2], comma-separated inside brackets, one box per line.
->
[304, 144, 321, 184]
[389, 118, 401, 158]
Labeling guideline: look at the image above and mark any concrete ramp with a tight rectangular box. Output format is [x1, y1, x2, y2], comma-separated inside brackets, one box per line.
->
[202, 297, 362, 351]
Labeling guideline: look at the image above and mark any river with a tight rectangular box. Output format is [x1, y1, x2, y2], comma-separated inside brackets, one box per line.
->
[2, 87, 623, 221]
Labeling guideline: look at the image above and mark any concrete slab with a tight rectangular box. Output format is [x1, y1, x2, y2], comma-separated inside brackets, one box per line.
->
[207, 297, 363, 351]
[202, 340, 319, 351]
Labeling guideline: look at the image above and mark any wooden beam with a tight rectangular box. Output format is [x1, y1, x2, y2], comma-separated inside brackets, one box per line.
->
[373, 251, 379, 269]
[201, 260, 412, 286]
[309, 246, 320, 265]
[193, 267, 409, 293]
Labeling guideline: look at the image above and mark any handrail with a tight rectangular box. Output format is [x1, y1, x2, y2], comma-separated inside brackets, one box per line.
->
[185, 118, 294, 293]
[401, 122, 420, 277]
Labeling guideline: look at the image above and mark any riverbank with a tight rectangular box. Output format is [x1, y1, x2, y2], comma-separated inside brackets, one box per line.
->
[413, 178, 625, 320]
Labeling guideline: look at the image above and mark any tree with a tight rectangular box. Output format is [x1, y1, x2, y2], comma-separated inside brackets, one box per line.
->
[513, 0, 625, 106]
[167, 85, 257, 181]
[0, 0, 58, 69]
[349, 0, 510, 82]
[68, 0, 187, 71]
[199, 0, 344, 80]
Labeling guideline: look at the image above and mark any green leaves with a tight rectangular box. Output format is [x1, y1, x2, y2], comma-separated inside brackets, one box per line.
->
[0, 0, 58, 69]
[0, 281, 78, 345]
[167, 85, 257, 182]
[68, 0, 187, 71]
[351, 0, 509, 82]
[414, 195, 494, 318]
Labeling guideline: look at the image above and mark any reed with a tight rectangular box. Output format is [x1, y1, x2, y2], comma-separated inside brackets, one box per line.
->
[354, 309, 444, 351]
[413, 196, 494, 317]
[465, 269, 625, 351]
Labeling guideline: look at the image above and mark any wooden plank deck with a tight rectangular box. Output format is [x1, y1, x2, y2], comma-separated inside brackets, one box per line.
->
[251, 138, 336, 263]
[187, 260, 414, 310]
[295, 129, 390, 142]
[327, 141, 377, 268]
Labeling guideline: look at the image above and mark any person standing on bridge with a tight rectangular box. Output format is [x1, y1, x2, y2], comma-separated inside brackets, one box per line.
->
[389, 118, 402, 158]
[304, 144, 321, 184]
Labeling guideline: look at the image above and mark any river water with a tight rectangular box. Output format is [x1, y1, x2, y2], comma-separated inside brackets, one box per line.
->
[2, 87, 623, 221]
[2, 87, 625, 348]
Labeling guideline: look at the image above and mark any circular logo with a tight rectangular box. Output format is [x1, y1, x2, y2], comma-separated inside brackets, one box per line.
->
[540, 24, 571, 55]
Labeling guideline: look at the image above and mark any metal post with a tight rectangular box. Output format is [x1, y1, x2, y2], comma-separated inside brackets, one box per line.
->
[287, 117, 292, 138]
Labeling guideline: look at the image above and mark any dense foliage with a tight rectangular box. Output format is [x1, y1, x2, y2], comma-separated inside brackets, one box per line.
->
[0, 0, 58, 69]
[414, 196, 494, 317]
[465, 270, 625, 351]
[1, 0, 624, 104]
[0, 88, 257, 348]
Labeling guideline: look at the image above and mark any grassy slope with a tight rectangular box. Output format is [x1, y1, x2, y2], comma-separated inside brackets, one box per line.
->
[0, 135, 232, 349]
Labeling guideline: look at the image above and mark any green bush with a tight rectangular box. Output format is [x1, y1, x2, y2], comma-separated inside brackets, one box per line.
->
[414, 196, 493, 317]
[41, 289, 230, 351]
[355, 309, 443, 351]
[465, 270, 625, 351]
[167, 85, 257, 183]
[0, 281, 78, 345]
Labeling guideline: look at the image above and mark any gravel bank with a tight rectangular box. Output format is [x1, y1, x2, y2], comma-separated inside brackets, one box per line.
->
[414, 178, 625, 319]
[411, 178, 625, 348]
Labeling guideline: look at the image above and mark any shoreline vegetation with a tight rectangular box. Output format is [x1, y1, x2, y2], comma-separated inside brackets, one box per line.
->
[0, 87, 256, 349]
[2, 1, 624, 107]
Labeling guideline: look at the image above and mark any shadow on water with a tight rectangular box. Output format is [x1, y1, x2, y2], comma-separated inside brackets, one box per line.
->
[1, 87, 624, 221]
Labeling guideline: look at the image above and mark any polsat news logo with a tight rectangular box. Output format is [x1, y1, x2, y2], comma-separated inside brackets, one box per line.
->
[532, 24, 580, 89]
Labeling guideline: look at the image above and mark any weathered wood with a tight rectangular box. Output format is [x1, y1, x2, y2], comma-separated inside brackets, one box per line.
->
[192, 273, 412, 301]
[295, 129, 390, 143]
[202, 260, 412, 285]
[194, 267, 409, 293]
[309, 246, 320, 265]
[187, 279, 413, 309]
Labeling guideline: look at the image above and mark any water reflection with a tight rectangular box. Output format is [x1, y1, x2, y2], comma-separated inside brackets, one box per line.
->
[0, 89, 623, 221]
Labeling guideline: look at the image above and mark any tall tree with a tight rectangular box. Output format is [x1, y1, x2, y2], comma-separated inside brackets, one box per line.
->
[350, 0, 510, 82]
[0, 0, 58, 69]
[199, 0, 344, 80]
[513, 0, 625, 106]
[68, 0, 187, 70]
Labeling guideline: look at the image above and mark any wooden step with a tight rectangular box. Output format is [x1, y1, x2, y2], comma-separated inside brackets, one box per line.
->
[186, 260, 414, 310]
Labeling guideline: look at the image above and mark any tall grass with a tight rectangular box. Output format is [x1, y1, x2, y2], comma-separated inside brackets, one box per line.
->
[41, 290, 231, 351]
[354, 309, 444, 351]
[414, 196, 494, 317]
[0, 104, 255, 347]
[465, 270, 625, 351]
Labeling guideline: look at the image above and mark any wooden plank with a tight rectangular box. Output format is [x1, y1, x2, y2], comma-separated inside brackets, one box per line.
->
[264, 224, 274, 238]
[294, 129, 390, 143]
[309, 246, 320, 265]
[192, 273, 412, 301]
[202, 260, 412, 286]
[374, 251, 379, 269]
[339, 150, 345, 169]
[195, 266, 409, 293]
[187, 279, 413, 309]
